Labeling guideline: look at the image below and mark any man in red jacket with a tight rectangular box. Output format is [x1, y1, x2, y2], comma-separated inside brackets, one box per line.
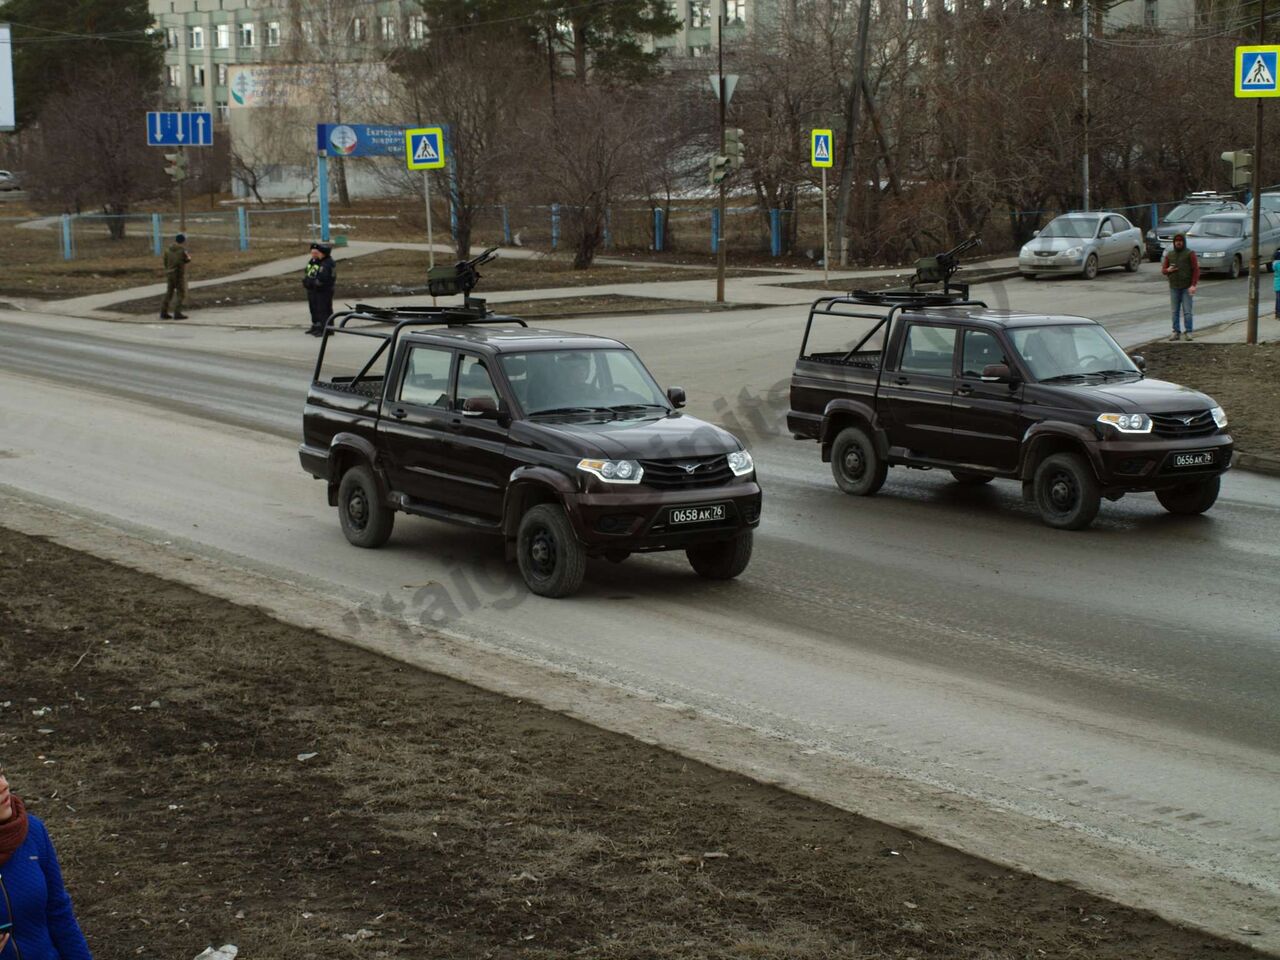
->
[1162, 232, 1199, 341]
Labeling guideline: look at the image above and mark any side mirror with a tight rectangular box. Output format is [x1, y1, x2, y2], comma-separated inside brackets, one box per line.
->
[1130, 354, 1146, 372]
[666, 386, 686, 409]
[1032, 229, 1040, 237]
[461, 396, 500, 419]
[980, 363, 1014, 383]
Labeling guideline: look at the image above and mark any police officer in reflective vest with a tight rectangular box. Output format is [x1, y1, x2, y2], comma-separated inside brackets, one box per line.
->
[303, 242, 336, 336]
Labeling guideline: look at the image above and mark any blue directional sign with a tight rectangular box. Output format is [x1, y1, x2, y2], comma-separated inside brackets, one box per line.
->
[146, 111, 214, 147]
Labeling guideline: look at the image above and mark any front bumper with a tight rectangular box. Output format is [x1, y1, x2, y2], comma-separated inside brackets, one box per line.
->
[564, 480, 762, 555]
[1019, 255, 1085, 275]
[1094, 432, 1233, 489]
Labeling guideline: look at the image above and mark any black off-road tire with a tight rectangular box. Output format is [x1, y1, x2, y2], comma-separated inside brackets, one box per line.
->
[951, 470, 994, 485]
[686, 531, 753, 580]
[831, 426, 887, 496]
[1125, 248, 1141, 272]
[1156, 477, 1221, 515]
[1082, 254, 1099, 280]
[517, 503, 586, 598]
[337, 465, 395, 548]
[1033, 452, 1102, 530]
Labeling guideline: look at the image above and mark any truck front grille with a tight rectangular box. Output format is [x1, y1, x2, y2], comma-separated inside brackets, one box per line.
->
[1151, 410, 1217, 438]
[639, 455, 734, 489]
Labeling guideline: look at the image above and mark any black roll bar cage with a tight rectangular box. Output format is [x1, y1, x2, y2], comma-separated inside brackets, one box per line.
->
[797, 291, 989, 362]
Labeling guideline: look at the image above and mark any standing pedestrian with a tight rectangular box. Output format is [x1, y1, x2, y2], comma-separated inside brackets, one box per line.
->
[0, 765, 93, 960]
[1162, 232, 1199, 341]
[160, 233, 191, 320]
[1273, 249, 1280, 319]
[303, 243, 336, 336]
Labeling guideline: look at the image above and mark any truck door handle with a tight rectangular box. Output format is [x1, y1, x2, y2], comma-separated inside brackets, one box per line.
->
[895, 376, 910, 385]
[956, 385, 974, 396]
[448, 419, 464, 432]
[391, 408, 408, 419]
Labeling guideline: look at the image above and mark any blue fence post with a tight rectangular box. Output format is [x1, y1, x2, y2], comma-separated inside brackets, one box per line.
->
[151, 213, 162, 256]
[654, 208, 665, 252]
[770, 209, 782, 257]
[1150, 203, 1159, 230]
[551, 203, 560, 250]
[237, 206, 249, 251]
[502, 205, 512, 245]
[711, 207, 720, 254]
[61, 214, 73, 261]
[317, 154, 331, 243]
[604, 207, 612, 250]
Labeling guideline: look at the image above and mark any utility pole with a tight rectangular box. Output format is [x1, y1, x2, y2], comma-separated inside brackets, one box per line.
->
[716, 8, 727, 304]
[1082, 0, 1090, 211]
[1247, 0, 1267, 346]
[834, 0, 873, 266]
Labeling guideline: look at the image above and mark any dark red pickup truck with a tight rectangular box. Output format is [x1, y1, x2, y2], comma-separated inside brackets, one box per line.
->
[787, 292, 1233, 530]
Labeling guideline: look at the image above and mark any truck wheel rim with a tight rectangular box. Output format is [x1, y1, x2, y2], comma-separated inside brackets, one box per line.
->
[842, 447, 865, 480]
[1047, 471, 1077, 511]
[347, 488, 369, 530]
[528, 527, 557, 577]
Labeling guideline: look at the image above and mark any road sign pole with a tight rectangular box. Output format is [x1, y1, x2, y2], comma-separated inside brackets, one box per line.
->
[178, 147, 187, 233]
[1248, 0, 1267, 346]
[423, 169, 435, 270]
[317, 153, 331, 243]
[715, 12, 727, 305]
[822, 168, 829, 285]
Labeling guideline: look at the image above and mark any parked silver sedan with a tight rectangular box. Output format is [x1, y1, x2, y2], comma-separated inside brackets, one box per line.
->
[1019, 212, 1144, 280]
[1166, 211, 1280, 278]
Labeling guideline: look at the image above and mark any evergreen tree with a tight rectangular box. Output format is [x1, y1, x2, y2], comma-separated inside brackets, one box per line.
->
[0, 0, 162, 127]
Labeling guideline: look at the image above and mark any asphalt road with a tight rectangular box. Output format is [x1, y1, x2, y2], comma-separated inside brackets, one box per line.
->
[1, 267, 1277, 948]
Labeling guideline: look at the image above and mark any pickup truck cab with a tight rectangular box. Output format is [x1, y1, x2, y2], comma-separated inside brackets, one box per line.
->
[299, 303, 761, 597]
[787, 292, 1233, 530]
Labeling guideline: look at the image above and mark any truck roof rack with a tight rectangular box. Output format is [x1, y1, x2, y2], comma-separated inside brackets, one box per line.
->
[799, 290, 988, 361]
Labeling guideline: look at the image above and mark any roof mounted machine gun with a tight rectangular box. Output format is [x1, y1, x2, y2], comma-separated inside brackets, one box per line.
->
[910, 235, 982, 299]
[427, 247, 499, 314]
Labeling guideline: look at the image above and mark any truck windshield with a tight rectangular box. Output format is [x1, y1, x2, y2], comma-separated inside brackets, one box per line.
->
[1039, 217, 1099, 239]
[1009, 324, 1138, 381]
[1188, 218, 1244, 238]
[500, 349, 670, 416]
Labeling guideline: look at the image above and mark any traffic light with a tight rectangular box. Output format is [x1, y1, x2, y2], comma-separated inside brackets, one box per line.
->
[164, 151, 188, 182]
[1221, 150, 1252, 188]
[710, 154, 730, 185]
[724, 127, 746, 171]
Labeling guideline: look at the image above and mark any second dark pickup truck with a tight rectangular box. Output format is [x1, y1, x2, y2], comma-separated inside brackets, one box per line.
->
[787, 292, 1233, 530]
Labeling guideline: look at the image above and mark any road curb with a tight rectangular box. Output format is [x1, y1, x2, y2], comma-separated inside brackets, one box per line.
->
[1233, 451, 1280, 477]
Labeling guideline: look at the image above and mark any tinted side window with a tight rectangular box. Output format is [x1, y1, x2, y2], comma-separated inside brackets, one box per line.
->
[900, 324, 957, 376]
[456, 355, 499, 410]
[960, 330, 1003, 378]
[400, 346, 452, 408]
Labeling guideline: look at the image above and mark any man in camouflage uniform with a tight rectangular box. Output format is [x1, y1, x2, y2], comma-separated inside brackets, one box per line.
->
[160, 233, 191, 320]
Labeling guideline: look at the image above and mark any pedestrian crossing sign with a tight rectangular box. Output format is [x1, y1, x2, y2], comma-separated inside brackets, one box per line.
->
[811, 129, 833, 168]
[1235, 46, 1280, 97]
[405, 127, 446, 170]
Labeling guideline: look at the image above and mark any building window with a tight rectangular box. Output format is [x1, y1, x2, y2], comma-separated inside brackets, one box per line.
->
[165, 27, 180, 49]
[167, 65, 182, 87]
[301, 20, 315, 43]
[351, 17, 366, 41]
[240, 22, 256, 46]
[188, 26, 204, 49]
[727, 0, 746, 21]
[408, 15, 427, 40]
[191, 64, 206, 87]
[380, 16, 397, 41]
[689, 1, 711, 28]
[216, 101, 229, 122]
[267, 21, 281, 46]
[215, 23, 231, 48]
[216, 63, 228, 85]
[1143, 0, 1158, 26]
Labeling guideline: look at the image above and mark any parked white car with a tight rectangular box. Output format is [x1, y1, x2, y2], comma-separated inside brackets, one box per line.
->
[0, 170, 22, 191]
[1019, 212, 1144, 280]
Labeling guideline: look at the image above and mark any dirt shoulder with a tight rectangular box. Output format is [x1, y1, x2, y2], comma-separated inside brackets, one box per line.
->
[0, 526, 1258, 960]
[107, 251, 769, 315]
[1140, 341, 1280, 460]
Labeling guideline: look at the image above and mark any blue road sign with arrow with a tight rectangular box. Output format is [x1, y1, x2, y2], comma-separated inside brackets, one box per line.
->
[147, 112, 214, 147]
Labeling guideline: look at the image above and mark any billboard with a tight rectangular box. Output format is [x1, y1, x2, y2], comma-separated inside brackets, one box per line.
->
[0, 24, 14, 131]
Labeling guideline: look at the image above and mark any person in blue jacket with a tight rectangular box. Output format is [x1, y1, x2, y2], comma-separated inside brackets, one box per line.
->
[0, 767, 92, 960]
[1273, 249, 1280, 319]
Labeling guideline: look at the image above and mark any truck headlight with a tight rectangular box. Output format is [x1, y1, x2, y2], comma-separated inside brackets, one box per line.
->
[727, 450, 754, 477]
[1145, 229, 1156, 239]
[1211, 406, 1228, 428]
[1097, 412, 1152, 434]
[578, 459, 644, 483]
